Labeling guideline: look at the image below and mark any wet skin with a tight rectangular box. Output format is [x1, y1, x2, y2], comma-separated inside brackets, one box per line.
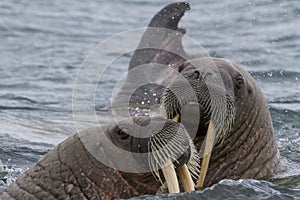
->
[162, 57, 282, 187]
[0, 117, 193, 199]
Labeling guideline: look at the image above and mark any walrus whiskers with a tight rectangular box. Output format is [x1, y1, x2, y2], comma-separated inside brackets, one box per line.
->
[148, 122, 199, 193]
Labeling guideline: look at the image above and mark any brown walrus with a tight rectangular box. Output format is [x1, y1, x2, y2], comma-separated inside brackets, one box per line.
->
[115, 1, 282, 190]
[161, 57, 282, 188]
[0, 117, 197, 199]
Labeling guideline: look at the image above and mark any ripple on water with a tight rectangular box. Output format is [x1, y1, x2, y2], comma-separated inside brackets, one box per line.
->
[131, 179, 300, 199]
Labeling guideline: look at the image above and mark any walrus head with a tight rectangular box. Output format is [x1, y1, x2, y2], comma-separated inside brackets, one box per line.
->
[105, 116, 199, 193]
[161, 57, 246, 188]
[161, 57, 238, 145]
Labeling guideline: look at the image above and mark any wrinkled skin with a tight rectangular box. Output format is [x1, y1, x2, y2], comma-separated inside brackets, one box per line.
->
[0, 128, 158, 199]
[162, 57, 282, 187]
[1, 1, 283, 199]
[1, 2, 192, 199]
[0, 117, 192, 199]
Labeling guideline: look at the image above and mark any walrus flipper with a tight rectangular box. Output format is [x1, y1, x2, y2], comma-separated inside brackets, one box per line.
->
[129, 2, 191, 70]
[121, 2, 191, 109]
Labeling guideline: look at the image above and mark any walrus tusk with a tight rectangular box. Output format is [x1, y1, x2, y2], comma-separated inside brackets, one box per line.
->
[172, 114, 195, 192]
[197, 121, 215, 189]
[177, 164, 195, 192]
[161, 163, 180, 193]
[172, 114, 180, 122]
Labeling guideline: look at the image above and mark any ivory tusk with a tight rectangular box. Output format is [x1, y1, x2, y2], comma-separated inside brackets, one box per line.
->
[172, 114, 195, 192]
[172, 114, 180, 122]
[197, 120, 215, 189]
[161, 164, 180, 193]
[177, 164, 195, 192]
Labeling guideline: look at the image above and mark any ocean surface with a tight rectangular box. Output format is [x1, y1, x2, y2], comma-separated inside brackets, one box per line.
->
[0, 0, 300, 199]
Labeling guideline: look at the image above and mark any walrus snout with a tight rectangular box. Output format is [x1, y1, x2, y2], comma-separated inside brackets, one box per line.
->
[161, 59, 236, 143]
[161, 58, 239, 188]
[106, 116, 199, 193]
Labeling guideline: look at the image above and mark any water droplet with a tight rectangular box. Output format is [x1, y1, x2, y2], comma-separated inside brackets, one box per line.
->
[279, 71, 283, 76]
[141, 101, 145, 105]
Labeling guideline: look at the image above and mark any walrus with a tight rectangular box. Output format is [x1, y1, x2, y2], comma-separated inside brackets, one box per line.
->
[0, 117, 198, 199]
[113, 0, 282, 191]
[1, 2, 196, 199]
[161, 57, 283, 188]
[116, 1, 283, 190]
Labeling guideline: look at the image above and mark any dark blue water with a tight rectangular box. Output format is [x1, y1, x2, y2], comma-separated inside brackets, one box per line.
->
[0, 0, 300, 199]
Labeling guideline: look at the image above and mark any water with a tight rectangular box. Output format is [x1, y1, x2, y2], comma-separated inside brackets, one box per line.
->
[0, 0, 299, 198]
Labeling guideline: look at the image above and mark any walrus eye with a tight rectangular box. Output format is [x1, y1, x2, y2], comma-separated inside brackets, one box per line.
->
[117, 128, 129, 140]
[235, 75, 244, 89]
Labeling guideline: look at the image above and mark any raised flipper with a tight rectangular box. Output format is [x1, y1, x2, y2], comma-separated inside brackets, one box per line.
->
[117, 2, 192, 110]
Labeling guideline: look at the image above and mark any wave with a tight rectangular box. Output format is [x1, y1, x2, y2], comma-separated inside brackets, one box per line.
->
[132, 179, 300, 199]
